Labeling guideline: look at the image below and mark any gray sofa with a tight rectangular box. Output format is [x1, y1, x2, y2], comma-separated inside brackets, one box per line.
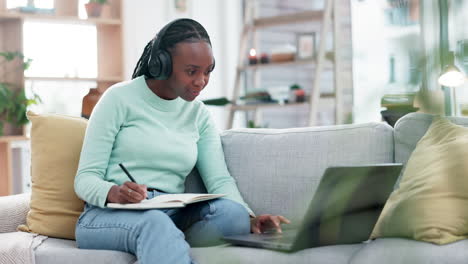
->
[2, 112, 468, 264]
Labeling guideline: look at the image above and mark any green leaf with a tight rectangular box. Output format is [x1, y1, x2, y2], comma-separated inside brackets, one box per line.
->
[0, 51, 20, 61]
[0, 51, 32, 70]
[23, 58, 32, 70]
[89, 0, 107, 4]
[0, 52, 15, 61]
[0, 50, 37, 129]
[16, 104, 28, 125]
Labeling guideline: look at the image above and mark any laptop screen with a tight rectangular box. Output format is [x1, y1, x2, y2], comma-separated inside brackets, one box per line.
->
[292, 164, 402, 251]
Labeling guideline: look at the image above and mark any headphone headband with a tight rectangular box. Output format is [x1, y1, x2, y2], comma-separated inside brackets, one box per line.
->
[147, 18, 213, 80]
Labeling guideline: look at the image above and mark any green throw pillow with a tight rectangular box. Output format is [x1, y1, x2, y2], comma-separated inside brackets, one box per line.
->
[371, 116, 468, 245]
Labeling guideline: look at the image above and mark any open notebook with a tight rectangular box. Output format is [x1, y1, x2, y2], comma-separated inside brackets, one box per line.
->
[107, 193, 226, 210]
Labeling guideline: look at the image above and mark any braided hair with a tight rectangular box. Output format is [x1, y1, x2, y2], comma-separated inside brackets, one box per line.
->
[132, 19, 212, 79]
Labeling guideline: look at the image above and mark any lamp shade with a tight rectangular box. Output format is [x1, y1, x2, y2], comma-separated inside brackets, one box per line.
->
[438, 64, 466, 87]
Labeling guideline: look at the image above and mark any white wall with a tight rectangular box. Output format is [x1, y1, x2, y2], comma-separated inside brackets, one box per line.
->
[351, 0, 389, 124]
[122, 0, 168, 80]
[122, 0, 242, 130]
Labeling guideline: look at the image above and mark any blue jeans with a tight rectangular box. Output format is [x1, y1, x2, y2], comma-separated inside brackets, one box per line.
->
[75, 190, 250, 264]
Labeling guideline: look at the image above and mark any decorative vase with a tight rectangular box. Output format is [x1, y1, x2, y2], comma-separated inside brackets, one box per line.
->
[84, 2, 103, 18]
[81, 88, 102, 119]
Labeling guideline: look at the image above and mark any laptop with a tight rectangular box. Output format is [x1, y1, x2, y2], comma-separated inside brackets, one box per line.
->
[223, 163, 403, 252]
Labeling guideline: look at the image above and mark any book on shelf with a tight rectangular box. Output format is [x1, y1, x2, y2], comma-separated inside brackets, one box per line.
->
[107, 193, 225, 210]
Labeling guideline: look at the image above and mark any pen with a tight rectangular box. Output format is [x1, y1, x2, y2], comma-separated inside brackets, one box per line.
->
[118, 163, 137, 183]
[118, 163, 148, 200]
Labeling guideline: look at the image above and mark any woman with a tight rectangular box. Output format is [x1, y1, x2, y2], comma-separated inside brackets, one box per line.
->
[74, 18, 290, 264]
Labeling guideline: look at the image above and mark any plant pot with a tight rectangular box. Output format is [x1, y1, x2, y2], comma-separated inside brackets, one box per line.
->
[1, 122, 24, 136]
[84, 2, 103, 18]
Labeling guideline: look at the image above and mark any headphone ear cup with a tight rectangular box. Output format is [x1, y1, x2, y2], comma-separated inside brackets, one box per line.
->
[148, 51, 162, 79]
[156, 50, 172, 80]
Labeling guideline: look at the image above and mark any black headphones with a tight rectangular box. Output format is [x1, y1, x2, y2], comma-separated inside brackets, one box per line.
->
[148, 18, 215, 80]
[147, 19, 180, 80]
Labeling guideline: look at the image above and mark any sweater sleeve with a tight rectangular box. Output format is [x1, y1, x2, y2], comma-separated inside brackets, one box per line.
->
[74, 87, 126, 208]
[195, 105, 255, 217]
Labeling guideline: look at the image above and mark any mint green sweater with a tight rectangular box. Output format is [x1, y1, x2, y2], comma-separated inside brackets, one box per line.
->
[74, 76, 253, 215]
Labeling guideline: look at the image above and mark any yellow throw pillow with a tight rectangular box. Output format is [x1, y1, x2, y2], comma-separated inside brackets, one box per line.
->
[371, 116, 468, 245]
[18, 111, 87, 240]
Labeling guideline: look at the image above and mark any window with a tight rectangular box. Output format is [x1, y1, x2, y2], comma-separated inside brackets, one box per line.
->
[22, 21, 98, 117]
[25, 80, 94, 117]
[6, 0, 27, 9]
[7, 0, 53, 10]
[23, 22, 97, 78]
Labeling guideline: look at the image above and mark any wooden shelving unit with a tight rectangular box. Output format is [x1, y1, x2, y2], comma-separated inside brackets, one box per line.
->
[251, 10, 324, 28]
[0, 0, 123, 196]
[231, 92, 336, 111]
[0, 136, 27, 195]
[0, 12, 121, 24]
[237, 58, 333, 71]
[0, 0, 123, 97]
[227, 0, 343, 129]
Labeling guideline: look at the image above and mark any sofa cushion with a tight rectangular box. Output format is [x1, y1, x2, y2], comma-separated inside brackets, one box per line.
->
[220, 122, 394, 222]
[393, 112, 468, 189]
[0, 193, 30, 233]
[34, 237, 363, 264]
[34, 238, 136, 264]
[350, 238, 468, 264]
[17, 112, 86, 240]
[191, 243, 364, 264]
[394, 112, 468, 164]
[371, 116, 468, 244]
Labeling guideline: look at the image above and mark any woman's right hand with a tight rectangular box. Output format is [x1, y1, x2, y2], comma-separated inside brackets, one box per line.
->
[106, 181, 147, 204]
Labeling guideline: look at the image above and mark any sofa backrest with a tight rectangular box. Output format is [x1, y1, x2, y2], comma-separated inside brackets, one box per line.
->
[394, 112, 468, 164]
[187, 122, 394, 221]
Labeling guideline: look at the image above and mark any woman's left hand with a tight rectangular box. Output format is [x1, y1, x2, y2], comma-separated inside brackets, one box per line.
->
[250, 214, 291, 234]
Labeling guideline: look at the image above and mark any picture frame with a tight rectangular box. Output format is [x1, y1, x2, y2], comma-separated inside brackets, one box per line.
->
[167, 0, 192, 19]
[296, 32, 316, 60]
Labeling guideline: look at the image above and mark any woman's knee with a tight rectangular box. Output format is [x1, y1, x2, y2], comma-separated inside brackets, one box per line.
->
[75, 209, 175, 252]
[209, 199, 250, 235]
[137, 210, 178, 232]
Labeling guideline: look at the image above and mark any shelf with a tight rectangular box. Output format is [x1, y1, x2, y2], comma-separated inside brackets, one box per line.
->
[26, 76, 97, 82]
[232, 93, 335, 111]
[0, 136, 28, 142]
[0, 11, 121, 25]
[238, 58, 334, 71]
[98, 76, 124, 82]
[25, 76, 123, 82]
[0, 0, 123, 197]
[252, 10, 324, 28]
[232, 102, 308, 111]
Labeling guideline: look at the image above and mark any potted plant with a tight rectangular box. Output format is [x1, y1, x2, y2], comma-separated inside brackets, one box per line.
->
[84, 0, 107, 18]
[0, 51, 40, 136]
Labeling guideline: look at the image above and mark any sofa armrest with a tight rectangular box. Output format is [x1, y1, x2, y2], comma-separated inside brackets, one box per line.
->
[0, 193, 31, 233]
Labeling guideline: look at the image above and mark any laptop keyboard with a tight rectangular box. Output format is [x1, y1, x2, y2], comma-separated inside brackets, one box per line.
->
[260, 230, 297, 242]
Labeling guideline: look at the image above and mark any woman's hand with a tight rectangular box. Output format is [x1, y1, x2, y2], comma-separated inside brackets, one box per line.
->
[250, 214, 291, 234]
[106, 181, 147, 204]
